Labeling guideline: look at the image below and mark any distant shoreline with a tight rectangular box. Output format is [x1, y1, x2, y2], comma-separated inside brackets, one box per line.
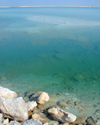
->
[0, 5, 100, 8]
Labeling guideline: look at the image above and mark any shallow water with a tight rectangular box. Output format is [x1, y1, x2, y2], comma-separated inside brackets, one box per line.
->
[0, 7, 100, 104]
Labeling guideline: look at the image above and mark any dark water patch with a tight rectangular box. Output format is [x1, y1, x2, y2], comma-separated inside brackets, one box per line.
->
[52, 54, 62, 61]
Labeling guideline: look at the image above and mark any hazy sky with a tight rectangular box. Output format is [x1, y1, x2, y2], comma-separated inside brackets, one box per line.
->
[0, 0, 100, 6]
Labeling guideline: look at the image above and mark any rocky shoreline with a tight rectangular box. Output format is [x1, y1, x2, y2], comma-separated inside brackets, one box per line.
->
[0, 86, 100, 125]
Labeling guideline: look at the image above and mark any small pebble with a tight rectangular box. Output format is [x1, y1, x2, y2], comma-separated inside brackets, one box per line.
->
[57, 101, 67, 108]
[0, 76, 6, 80]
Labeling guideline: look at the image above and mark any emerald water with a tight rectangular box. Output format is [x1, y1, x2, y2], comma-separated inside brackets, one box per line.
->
[0, 7, 100, 103]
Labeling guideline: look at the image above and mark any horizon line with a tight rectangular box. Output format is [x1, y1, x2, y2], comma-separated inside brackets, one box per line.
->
[0, 5, 100, 8]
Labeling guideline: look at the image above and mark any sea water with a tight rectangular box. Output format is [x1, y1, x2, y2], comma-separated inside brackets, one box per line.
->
[0, 7, 100, 104]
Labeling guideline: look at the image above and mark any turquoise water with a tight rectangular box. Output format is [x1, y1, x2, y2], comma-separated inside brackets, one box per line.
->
[0, 7, 100, 103]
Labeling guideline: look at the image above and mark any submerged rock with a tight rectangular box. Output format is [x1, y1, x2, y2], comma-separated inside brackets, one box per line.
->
[49, 94, 58, 104]
[95, 109, 100, 115]
[57, 101, 67, 108]
[73, 116, 87, 124]
[48, 107, 77, 123]
[29, 91, 42, 101]
[0, 76, 6, 80]
[0, 86, 17, 98]
[86, 116, 96, 125]
[0, 96, 28, 122]
[73, 74, 84, 81]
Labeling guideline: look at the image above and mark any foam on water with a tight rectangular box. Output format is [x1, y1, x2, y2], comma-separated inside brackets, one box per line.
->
[27, 15, 100, 26]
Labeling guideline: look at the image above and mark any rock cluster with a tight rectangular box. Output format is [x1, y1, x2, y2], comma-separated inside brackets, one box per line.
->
[0, 86, 97, 125]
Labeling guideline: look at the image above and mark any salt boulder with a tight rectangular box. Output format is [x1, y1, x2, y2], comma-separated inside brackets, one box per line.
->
[87, 116, 96, 125]
[0, 96, 28, 122]
[73, 116, 87, 124]
[26, 101, 37, 111]
[37, 92, 49, 104]
[48, 107, 77, 123]
[0, 86, 17, 98]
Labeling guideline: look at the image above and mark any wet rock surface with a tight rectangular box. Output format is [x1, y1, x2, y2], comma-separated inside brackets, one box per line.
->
[86, 116, 97, 125]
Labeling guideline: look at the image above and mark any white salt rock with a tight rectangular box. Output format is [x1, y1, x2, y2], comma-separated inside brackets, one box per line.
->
[3, 118, 9, 124]
[37, 92, 49, 104]
[48, 107, 77, 123]
[26, 101, 37, 111]
[0, 86, 17, 98]
[0, 96, 28, 122]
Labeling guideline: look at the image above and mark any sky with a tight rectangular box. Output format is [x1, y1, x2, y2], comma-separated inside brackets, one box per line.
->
[0, 0, 100, 6]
